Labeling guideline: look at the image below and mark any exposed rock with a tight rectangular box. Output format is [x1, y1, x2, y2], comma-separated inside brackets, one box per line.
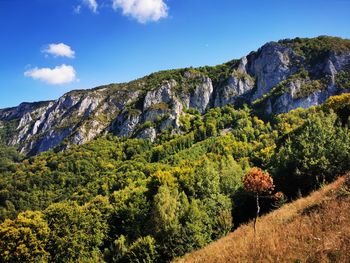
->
[70, 120, 104, 145]
[17, 113, 32, 130]
[267, 82, 349, 115]
[143, 80, 177, 110]
[136, 127, 157, 142]
[248, 42, 299, 101]
[27, 127, 73, 154]
[237, 56, 248, 72]
[329, 52, 350, 71]
[169, 99, 184, 128]
[1, 37, 350, 155]
[0, 88, 133, 154]
[111, 111, 141, 137]
[189, 76, 213, 113]
[214, 71, 254, 107]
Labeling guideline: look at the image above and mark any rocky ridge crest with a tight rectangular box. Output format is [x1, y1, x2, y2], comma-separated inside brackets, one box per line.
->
[1, 36, 349, 154]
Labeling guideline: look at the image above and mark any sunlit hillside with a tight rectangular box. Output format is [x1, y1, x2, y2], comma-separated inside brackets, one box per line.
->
[176, 175, 350, 263]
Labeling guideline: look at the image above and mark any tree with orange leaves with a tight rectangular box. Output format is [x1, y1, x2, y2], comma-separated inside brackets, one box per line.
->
[243, 167, 274, 234]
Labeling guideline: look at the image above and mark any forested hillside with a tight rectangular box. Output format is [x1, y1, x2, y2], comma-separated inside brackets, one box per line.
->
[1, 36, 350, 155]
[0, 91, 349, 262]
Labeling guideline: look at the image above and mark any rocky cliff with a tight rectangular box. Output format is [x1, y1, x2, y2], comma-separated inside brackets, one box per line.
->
[1, 36, 350, 155]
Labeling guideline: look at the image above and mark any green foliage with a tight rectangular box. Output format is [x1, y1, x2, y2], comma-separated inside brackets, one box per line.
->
[294, 78, 328, 99]
[127, 236, 158, 263]
[111, 185, 150, 240]
[0, 144, 23, 173]
[335, 69, 350, 89]
[272, 111, 350, 196]
[153, 186, 179, 236]
[0, 120, 17, 145]
[0, 100, 350, 262]
[279, 36, 350, 65]
[196, 59, 239, 85]
[0, 211, 50, 262]
[106, 235, 158, 263]
[322, 93, 350, 122]
[135, 120, 154, 130]
[44, 198, 110, 262]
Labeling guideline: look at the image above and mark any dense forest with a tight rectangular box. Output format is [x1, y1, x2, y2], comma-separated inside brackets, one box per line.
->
[0, 91, 349, 262]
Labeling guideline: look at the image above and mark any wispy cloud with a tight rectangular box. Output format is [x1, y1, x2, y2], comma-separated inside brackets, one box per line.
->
[43, 43, 75, 58]
[84, 0, 98, 13]
[112, 0, 168, 23]
[24, 64, 77, 85]
[74, 5, 82, 14]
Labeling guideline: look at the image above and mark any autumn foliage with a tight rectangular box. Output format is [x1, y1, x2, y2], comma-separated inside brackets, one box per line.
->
[243, 167, 274, 195]
[177, 177, 350, 263]
[243, 167, 275, 234]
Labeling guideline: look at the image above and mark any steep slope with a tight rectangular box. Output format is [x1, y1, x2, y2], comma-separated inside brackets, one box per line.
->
[1, 36, 350, 155]
[0, 93, 349, 262]
[176, 175, 350, 263]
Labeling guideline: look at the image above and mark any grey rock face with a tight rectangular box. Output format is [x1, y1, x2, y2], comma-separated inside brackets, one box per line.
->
[266, 73, 350, 115]
[212, 42, 300, 108]
[1, 38, 350, 155]
[250, 44, 350, 115]
[0, 102, 51, 121]
[36, 128, 73, 153]
[0, 87, 137, 154]
[144, 80, 177, 110]
[329, 52, 350, 71]
[70, 120, 105, 145]
[169, 99, 183, 128]
[323, 52, 350, 85]
[214, 71, 254, 107]
[237, 56, 248, 72]
[142, 79, 183, 129]
[17, 113, 32, 130]
[112, 111, 141, 137]
[141, 74, 213, 130]
[136, 127, 157, 142]
[270, 85, 349, 114]
[249, 42, 299, 101]
[189, 76, 213, 114]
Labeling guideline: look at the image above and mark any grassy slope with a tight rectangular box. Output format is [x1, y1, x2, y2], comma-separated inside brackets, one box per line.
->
[175, 176, 350, 263]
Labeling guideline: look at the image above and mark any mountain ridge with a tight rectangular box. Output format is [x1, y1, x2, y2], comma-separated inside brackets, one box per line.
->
[1, 36, 350, 155]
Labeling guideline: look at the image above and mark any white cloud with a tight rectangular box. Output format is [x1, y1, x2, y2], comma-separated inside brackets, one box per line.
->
[84, 0, 98, 13]
[74, 5, 82, 14]
[24, 64, 77, 85]
[43, 43, 75, 58]
[112, 0, 168, 23]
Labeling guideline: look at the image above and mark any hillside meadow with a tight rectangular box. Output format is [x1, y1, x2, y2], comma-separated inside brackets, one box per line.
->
[176, 175, 350, 263]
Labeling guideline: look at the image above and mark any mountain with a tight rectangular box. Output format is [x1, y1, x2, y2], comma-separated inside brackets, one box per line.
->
[176, 175, 350, 263]
[1, 47, 350, 261]
[1, 36, 350, 155]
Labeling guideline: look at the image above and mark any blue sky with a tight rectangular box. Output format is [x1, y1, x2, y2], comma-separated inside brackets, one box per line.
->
[1, 0, 350, 108]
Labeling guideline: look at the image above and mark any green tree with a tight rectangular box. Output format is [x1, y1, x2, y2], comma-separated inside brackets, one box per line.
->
[273, 111, 350, 196]
[127, 236, 158, 263]
[0, 211, 50, 262]
[152, 185, 181, 259]
[44, 200, 108, 262]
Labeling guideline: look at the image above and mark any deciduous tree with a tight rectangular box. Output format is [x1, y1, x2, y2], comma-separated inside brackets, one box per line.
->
[243, 167, 274, 234]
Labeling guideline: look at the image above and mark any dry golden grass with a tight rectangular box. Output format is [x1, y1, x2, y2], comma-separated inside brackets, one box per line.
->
[175, 176, 350, 263]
